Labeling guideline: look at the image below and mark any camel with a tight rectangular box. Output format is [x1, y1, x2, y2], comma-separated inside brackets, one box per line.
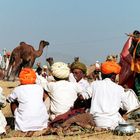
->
[5, 40, 49, 81]
[46, 57, 54, 67]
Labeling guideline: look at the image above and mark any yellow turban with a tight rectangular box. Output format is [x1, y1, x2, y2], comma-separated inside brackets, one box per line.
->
[19, 68, 36, 85]
[51, 62, 70, 79]
[101, 61, 121, 74]
[71, 62, 87, 74]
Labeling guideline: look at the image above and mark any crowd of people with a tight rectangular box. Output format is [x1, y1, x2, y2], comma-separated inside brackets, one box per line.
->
[0, 30, 140, 137]
[0, 59, 139, 135]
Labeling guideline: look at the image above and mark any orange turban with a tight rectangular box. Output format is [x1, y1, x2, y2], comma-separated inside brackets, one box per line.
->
[101, 61, 121, 75]
[19, 68, 36, 85]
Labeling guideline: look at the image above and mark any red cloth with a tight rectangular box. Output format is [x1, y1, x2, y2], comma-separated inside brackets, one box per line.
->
[49, 108, 85, 127]
[119, 37, 135, 88]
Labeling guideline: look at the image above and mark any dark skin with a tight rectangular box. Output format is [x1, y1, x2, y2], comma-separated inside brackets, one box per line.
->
[72, 68, 85, 82]
[71, 68, 91, 108]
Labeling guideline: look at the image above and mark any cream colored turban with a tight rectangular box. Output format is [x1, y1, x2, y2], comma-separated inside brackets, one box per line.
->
[51, 62, 70, 79]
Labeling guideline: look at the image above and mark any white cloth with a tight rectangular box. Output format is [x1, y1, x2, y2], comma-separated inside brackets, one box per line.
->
[35, 73, 51, 112]
[0, 54, 2, 67]
[0, 87, 6, 107]
[90, 78, 136, 130]
[43, 80, 82, 120]
[0, 87, 6, 134]
[36, 73, 48, 87]
[0, 111, 7, 134]
[7, 84, 49, 132]
[121, 89, 140, 112]
[69, 73, 76, 83]
[78, 78, 92, 99]
[5, 57, 10, 70]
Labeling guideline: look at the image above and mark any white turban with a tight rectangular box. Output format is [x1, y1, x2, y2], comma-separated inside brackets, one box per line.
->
[51, 62, 70, 79]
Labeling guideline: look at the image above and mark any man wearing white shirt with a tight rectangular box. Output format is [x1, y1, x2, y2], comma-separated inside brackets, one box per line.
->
[90, 61, 140, 130]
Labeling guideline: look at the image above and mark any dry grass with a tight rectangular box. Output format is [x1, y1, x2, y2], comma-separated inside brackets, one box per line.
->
[1, 80, 140, 140]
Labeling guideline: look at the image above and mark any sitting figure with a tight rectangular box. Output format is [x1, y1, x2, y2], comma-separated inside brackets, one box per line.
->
[90, 61, 140, 130]
[0, 87, 7, 135]
[70, 61, 92, 100]
[42, 62, 84, 121]
[7, 68, 49, 132]
[41, 62, 95, 135]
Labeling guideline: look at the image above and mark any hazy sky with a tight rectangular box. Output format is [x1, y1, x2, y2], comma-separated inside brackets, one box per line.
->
[0, 0, 140, 66]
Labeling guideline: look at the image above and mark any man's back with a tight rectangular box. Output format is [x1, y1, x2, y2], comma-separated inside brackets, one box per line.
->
[90, 78, 127, 129]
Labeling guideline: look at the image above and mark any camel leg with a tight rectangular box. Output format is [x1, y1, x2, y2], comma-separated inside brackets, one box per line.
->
[10, 60, 22, 81]
[4, 64, 12, 81]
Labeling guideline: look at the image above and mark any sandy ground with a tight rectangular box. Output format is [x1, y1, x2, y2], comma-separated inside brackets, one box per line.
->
[1, 80, 140, 140]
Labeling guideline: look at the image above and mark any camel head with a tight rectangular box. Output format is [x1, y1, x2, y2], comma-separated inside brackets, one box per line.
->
[39, 40, 49, 49]
[46, 57, 54, 66]
[35, 40, 49, 58]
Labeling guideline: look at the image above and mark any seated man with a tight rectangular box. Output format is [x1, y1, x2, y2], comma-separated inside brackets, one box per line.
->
[0, 87, 7, 135]
[70, 61, 92, 99]
[7, 68, 49, 132]
[42, 62, 84, 121]
[90, 61, 140, 130]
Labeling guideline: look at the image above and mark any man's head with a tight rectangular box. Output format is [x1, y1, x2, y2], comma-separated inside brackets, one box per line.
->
[51, 62, 70, 80]
[132, 30, 140, 44]
[71, 62, 87, 82]
[101, 61, 121, 81]
[19, 68, 36, 85]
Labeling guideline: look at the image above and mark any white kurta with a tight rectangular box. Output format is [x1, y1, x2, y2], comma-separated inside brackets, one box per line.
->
[43, 80, 82, 120]
[69, 73, 76, 83]
[90, 78, 137, 130]
[78, 78, 92, 99]
[121, 88, 140, 112]
[7, 84, 49, 132]
[0, 87, 7, 134]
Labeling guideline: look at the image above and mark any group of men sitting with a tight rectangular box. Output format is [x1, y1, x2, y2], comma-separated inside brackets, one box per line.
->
[0, 59, 139, 136]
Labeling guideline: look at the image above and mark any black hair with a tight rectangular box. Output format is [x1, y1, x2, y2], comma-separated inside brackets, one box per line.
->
[133, 30, 140, 36]
[101, 73, 116, 81]
[53, 76, 68, 81]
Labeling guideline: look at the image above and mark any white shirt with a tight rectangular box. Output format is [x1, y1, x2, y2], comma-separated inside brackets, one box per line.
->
[44, 80, 82, 120]
[7, 84, 49, 132]
[0, 87, 7, 134]
[121, 88, 140, 112]
[78, 78, 92, 99]
[69, 73, 76, 83]
[90, 78, 134, 130]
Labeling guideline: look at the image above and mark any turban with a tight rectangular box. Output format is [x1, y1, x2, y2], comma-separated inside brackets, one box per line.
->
[71, 62, 87, 74]
[19, 68, 36, 85]
[51, 62, 70, 79]
[101, 61, 121, 75]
